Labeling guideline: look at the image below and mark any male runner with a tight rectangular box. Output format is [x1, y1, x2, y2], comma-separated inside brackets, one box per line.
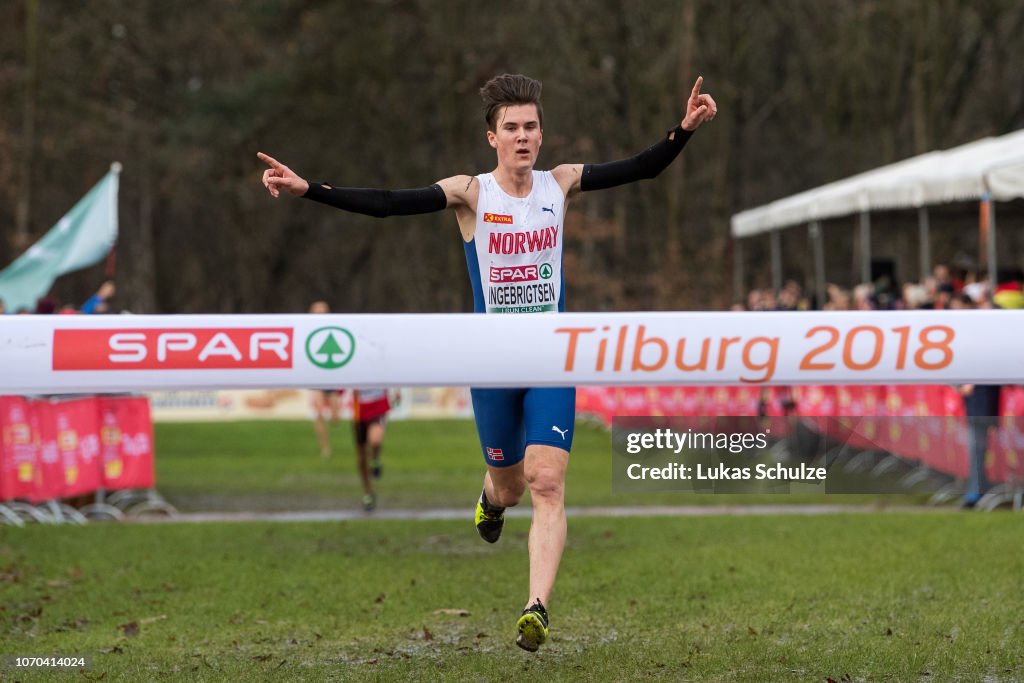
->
[350, 388, 393, 511]
[308, 300, 342, 459]
[259, 73, 716, 651]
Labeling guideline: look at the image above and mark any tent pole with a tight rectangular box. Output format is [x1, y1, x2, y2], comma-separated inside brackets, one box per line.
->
[987, 195, 998, 289]
[809, 221, 825, 310]
[918, 207, 931, 281]
[859, 210, 871, 284]
[770, 229, 782, 299]
[733, 238, 744, 305]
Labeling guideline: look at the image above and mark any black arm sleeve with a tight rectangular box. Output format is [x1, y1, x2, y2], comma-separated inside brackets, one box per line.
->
[302, 182, 447, 217]
[580, 126, 693, 192]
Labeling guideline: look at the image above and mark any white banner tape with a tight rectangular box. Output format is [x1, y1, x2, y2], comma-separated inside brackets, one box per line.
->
[0, 311, 1020, 393]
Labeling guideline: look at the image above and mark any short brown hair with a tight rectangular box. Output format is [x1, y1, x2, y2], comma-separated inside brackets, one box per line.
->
[480, 74, 543, 131]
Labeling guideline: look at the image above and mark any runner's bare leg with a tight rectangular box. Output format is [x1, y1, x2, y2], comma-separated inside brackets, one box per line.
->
[522, 444, 568, 608]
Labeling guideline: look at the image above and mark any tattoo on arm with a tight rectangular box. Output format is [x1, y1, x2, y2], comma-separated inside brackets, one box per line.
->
[464, 176, 474, 192]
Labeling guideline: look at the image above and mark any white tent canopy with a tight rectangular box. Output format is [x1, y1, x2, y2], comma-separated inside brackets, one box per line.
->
[732, 128, 1024, 238]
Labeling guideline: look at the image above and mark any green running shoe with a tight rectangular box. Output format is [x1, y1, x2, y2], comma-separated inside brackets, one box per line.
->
[474, 492, 505, 544]
[515, 599, 549, 652]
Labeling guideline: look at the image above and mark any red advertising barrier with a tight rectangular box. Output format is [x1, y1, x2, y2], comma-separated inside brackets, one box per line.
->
[55, 398, 102, 498]
[0, 396, 41, 503]
[578, 384, 1024, 483]
[32, 400, 65, 502]
[97, 396, 155, 490]
[0, 396, 154, 503]
[991, 419, 1024, 483]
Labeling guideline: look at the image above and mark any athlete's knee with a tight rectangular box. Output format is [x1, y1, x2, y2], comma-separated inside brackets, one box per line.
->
[525, 465, 565, 503]
[524, 445, 568, 502]
[488, 470, 526, 507]
[491, 480, 525, 507]
[368, 423, 384, 444]
[492, 490, 523, 508]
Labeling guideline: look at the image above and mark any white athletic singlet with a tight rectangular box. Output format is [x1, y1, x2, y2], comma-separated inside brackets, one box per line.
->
[463, 171, 566, 314]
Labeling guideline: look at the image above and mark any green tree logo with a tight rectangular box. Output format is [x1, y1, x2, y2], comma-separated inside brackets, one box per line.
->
[539, 263, 553, 280]
[305, 327, 355, 369]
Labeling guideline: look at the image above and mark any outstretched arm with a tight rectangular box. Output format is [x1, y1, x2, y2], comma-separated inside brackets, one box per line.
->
[553, 76, 717, 198]
[258, 152, 475, 217]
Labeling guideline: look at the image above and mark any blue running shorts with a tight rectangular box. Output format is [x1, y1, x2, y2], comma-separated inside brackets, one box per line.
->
[470, 387, 576, 467]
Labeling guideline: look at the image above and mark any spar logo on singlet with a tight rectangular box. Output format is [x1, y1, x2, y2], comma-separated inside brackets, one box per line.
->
[305, 327, 355, 369]
[490, 264, 537, 283]
[489, 263, 555, 283]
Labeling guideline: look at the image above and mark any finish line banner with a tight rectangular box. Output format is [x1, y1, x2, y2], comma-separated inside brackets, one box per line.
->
[0, 311, 1021, 394]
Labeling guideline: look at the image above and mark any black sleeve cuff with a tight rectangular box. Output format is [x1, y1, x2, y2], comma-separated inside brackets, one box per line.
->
[302, 181, 334, 202]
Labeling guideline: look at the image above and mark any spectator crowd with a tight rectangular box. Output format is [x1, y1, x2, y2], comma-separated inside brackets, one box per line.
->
[736, 264, 1024, 312]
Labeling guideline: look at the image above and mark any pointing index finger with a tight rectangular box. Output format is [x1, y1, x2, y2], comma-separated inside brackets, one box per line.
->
[257, 152, 284, 170]
[690, 76, 703, 100]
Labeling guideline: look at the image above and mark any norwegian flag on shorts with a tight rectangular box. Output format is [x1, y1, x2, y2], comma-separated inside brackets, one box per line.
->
[486, 447, 504, 461]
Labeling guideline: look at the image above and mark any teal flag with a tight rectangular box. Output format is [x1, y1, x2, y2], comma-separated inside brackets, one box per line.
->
[0, 163, 120, 312]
